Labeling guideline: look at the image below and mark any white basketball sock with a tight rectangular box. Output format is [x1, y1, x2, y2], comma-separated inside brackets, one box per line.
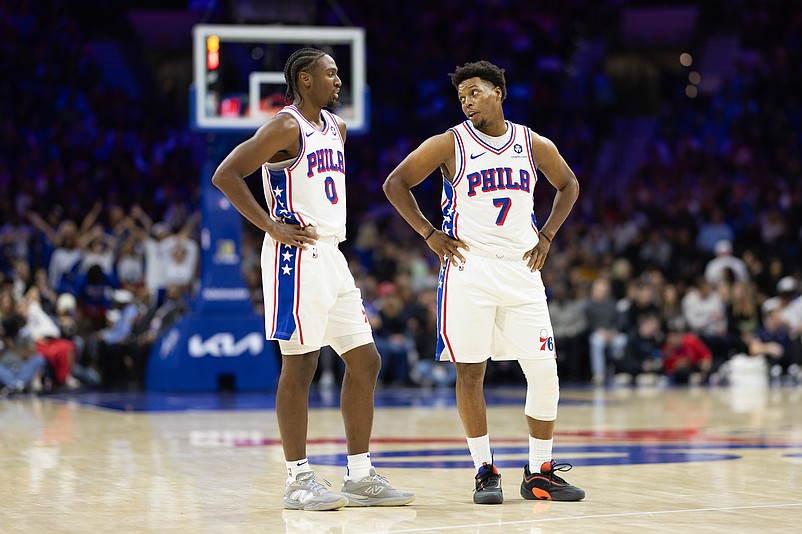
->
[466, 435, 492, 469]
[346, 452, 373, 480]
[286, 458, 312, 481]
[529, 436, 553, 470]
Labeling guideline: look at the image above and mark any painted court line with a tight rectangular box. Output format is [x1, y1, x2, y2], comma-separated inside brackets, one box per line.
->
[391, 503, 802, 532]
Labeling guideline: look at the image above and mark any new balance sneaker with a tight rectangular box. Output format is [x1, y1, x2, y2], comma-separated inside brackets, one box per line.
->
[473, 462, 503, 504]
[340, 468, 415, 506]
[520, 461, 585, 501]
[283, 471, 349, 511]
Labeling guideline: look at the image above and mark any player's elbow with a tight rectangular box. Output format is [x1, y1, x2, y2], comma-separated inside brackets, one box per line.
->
[382, 172, 401, 200]
[571, 176, 580, 201]
[210, 167, 228, 191]
[562, 173, 580, 202]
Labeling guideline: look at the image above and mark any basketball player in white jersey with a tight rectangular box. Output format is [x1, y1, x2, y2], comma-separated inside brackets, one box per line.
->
[212, 48, 413, 511]
[384, 60, 584, 504]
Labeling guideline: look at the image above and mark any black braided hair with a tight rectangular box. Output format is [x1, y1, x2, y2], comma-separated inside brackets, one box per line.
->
[283, 47, 327, 104]
[449, 60, 507, 101]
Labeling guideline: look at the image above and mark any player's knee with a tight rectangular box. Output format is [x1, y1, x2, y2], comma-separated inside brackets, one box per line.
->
[279, 352, 320, 384]
[520, 359, 559, 420]
[364, 348, 381, 377]
[341, 340, 381, 377]
[455, 362, 486, 388]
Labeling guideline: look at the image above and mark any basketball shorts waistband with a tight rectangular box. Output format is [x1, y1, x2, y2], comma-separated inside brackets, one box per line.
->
[463, 248, 527, 262]
[315, 235, 342, 246]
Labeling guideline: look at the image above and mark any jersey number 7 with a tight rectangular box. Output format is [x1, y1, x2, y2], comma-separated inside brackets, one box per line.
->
[493, 197, 511, 226]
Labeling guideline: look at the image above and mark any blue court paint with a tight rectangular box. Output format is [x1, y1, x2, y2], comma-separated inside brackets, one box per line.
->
[44, 389, 802, 468]
[309, 443, 802, 469]
[47, 386, 594, 412]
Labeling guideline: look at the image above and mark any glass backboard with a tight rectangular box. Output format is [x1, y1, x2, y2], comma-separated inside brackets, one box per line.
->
[192, 24, 367, 133]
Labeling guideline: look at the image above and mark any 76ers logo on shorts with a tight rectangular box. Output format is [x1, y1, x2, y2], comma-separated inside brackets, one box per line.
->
[539, 329, 554, 352]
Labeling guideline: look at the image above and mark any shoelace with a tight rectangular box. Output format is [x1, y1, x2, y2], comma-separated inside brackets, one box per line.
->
[475, 466, 500, 490]
[298, 474, 335, 495]
[475, 453, 500, 491]
[544, 461, 573, 484]
[363, 472, 391, 487]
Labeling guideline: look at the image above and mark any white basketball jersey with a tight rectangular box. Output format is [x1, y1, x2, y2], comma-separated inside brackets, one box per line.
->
[442, 120, 540, 257]
[262, 106, 347, 241]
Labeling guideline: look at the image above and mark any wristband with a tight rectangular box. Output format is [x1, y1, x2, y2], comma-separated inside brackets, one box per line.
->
[540, 233, 553, 243]
[424, 228, 436, 241]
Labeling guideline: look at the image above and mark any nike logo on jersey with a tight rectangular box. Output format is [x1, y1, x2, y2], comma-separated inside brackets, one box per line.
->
[305, 131, 315, 137]
[470, 152, 486, 159]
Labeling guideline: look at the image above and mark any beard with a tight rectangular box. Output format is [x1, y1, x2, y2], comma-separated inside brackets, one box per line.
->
[326, 96, 341, 109]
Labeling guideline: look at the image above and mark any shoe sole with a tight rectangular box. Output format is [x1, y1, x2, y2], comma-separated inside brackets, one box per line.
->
[283, 496, 349, 511]
[341, 494, 416, 507]
[473, 491, 504, 504]
[520, 485, 585, 501]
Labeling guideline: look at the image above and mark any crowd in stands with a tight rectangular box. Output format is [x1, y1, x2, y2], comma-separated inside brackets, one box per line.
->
[0, 201, 199, 394]
[1, 1, 801, 394]
[1, 1, 202, 394]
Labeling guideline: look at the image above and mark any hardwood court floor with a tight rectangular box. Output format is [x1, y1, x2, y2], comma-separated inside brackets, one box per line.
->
[1, 384, 801, 533]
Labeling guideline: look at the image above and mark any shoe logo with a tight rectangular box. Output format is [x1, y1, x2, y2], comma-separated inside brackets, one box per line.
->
[363, 486, 385, 496]
[296, 460, 308, 466]
[305, 131, 315, 137]
[289, 490, 313, 504]
[469, 152, 485, 159]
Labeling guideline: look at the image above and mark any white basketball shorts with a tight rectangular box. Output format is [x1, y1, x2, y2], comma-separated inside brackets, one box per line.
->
[261, 235, 373, 356]
[436, 250, 556, 363]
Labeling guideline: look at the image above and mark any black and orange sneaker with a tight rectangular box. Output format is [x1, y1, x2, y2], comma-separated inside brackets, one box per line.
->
[473, 462, 503, 504]
[520, 460, 585, 501]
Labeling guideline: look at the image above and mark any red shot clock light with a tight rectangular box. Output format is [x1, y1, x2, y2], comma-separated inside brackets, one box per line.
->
[206, 35, 220, 71]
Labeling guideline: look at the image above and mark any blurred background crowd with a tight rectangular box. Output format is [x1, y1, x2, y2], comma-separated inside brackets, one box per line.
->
[1, 0, 800, 395]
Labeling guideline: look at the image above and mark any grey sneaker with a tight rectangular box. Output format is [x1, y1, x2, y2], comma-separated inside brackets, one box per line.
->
[283, 471, 349, 511]
[341, 468, 415, 507]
